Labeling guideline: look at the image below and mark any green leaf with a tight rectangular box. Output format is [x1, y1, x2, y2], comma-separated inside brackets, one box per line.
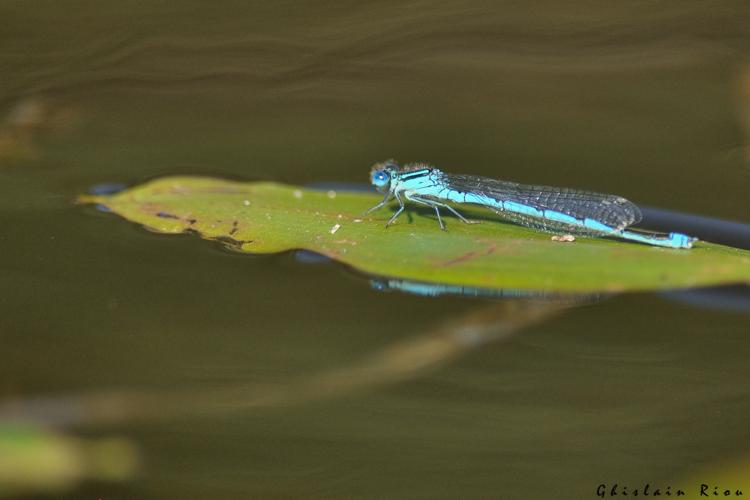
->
[78, 176, 750, 292]
[0, 425, 137, 497]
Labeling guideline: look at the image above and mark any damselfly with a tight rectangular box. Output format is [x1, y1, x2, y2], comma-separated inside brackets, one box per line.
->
[365, 160, 697, 249]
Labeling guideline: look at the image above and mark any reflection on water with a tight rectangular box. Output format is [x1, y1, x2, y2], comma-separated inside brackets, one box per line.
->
[2, 1, 750, 499]
[0, 300, 566, 429]
[372, 276, 750, 313]
[0, 298, 568, 496]
[0, 97, 77, 163]
[371, 277, 605, 303]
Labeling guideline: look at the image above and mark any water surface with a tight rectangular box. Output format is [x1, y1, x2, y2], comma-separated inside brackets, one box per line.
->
[2, 2, 750, 498]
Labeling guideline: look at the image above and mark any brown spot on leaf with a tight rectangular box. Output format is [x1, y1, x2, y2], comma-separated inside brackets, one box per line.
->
[437, 244, 497, 267]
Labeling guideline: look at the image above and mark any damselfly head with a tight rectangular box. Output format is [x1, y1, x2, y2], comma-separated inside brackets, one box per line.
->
[369, 159, 400, 192]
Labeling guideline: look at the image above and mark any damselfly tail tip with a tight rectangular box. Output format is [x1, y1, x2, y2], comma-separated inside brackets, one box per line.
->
[669, 232, 698, 249]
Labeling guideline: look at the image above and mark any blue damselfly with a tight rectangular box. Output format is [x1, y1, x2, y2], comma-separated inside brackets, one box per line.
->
[365, 160, 696, 249]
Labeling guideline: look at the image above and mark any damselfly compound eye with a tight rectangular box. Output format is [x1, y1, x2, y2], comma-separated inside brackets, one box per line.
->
[371, 170, 390, 188]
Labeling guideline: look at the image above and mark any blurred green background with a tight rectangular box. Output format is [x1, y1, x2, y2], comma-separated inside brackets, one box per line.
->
[1, 1, 750, 498]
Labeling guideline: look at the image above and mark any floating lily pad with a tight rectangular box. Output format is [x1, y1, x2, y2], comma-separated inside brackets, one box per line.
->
[78, 176, 750, 292]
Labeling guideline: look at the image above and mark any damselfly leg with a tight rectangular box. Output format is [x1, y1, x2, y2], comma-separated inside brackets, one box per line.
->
[364, 192, 392, 215]
[408, 194, 478, 225]
[385, 192, 405, 228]
[406, 194, 445, 230]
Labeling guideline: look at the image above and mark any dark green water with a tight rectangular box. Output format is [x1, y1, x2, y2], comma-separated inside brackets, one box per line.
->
[2, 2, 750, 498]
